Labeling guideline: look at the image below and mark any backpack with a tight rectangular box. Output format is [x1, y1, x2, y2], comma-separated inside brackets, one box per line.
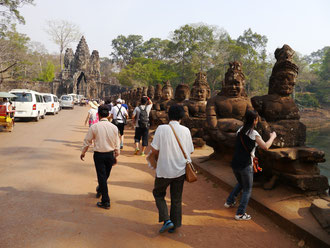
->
[138, 106, 149, 128]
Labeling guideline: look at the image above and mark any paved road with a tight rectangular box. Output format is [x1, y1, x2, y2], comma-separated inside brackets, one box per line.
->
[0, 106, 299, 248]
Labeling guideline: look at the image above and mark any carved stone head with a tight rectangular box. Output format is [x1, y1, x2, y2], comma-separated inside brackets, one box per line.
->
[136, 87, 142, 101]
[161, 80, 174, 101]
[147, 85, 155, 99]
[269, 45, 299, 96]
[175, 84, 190, 102]
[190, 72, 211, 101]
[141, 86, 147, 96]
[222, 62, 246, 97]
[154, 84, 162, 101]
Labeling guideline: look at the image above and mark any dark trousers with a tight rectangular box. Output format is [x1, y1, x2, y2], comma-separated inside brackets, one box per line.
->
[153, 174, 185, 228]
[93, 151, 115, 203]
[134, 127, 149, 147]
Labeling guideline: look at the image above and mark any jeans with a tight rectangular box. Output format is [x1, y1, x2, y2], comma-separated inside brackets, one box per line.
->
[93, 151, 115, 204]
[153, 175, 185, 228]
[226, 165, 253, 215]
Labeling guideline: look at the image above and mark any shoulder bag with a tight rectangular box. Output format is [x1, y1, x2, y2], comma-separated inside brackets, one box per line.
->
[169, 124, 197, 183]
[239, 133, 262, 173]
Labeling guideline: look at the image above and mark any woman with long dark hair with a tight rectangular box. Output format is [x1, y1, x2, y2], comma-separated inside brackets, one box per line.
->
[224, 110, 276, 220]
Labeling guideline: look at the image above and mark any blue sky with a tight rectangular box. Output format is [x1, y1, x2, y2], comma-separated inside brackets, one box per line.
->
[16, 0, 330, 58]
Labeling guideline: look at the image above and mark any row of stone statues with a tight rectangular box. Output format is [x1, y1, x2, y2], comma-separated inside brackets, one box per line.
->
[116, 44, 328, 193]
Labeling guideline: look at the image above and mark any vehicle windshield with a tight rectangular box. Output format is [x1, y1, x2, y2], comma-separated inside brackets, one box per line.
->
[11, 93, 32, 102]
[61, 96, 71, 101]
[43, 95, 52, 102]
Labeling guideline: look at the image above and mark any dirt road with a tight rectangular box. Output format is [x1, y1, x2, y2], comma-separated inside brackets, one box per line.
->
[0, 106, 299, 248]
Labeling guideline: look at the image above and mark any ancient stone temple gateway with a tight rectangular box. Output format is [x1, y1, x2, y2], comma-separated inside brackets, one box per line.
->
[53, 36, 120, 99]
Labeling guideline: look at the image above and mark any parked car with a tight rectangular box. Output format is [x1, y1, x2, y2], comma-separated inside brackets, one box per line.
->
[60, 95, 74, 109]
[9, 89, 47, 121]
[68, 93, 79, 105]
[42, 93, 60, 115]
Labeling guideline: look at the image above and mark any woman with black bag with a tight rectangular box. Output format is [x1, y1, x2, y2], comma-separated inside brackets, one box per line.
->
[224, 110, 276, 220]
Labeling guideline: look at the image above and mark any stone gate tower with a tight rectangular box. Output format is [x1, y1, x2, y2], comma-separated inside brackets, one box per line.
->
[58, 36, 101, 99]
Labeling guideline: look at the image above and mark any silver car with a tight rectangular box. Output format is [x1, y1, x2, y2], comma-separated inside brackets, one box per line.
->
[60, 95, 74, 109]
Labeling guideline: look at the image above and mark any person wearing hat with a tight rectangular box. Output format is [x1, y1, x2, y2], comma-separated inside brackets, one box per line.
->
[85, 101, 99, 127]
[110, 98, 128, 149]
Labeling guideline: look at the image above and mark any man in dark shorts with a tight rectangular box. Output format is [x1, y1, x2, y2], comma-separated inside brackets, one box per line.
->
[132, 96, 153, 156]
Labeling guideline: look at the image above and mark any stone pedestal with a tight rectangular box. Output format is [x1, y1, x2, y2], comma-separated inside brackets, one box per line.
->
[259, 147, 328, 192]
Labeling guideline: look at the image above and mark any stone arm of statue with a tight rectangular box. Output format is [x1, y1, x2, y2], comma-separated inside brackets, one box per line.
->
[154, 103, 161, 111]
[205, 99, 226, 141]
[251, 96, 263, 116]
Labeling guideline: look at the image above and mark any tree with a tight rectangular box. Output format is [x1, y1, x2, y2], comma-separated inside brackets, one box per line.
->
[38, 61, 55, 82]
[236, 28, 269, 95]
[0, 24, 30, 81]
[142, 38, 169, 60]
[117, 57, 178, 86]
[110, 35, 144, 69]
[45, 19, 82, 69]
[0, 0, 34, 35]
[168, 25, 199, 83]
[192, 23, 215, 71]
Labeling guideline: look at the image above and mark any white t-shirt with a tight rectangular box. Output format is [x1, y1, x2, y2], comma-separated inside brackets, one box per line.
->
[133, 104, 152, 127]
[110, 104, 128, 123]
[151, 121, 194, 178]
[237, 127, 261, 158]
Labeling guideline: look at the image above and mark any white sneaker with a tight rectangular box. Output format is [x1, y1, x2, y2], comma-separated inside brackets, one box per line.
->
[235, 213, 251, 221]
[224, 201, 236, 208]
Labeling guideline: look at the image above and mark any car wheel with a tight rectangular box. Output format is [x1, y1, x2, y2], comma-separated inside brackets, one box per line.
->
[34, 115, 39, 122]
[41, 113, 45, 119]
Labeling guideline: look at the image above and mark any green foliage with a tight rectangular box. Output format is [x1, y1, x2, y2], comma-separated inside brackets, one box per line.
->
[117, 57, 178, 86]
[0, 0, 34, 36]
[37, 61, 55, 82]
[295, 92, 320, 108]
[110, 35, 144, 68]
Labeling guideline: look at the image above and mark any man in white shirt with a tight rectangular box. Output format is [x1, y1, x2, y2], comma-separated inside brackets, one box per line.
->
[110, 99, 128, 149]
[81, 105, 120, 209]
[150, 105, 194, 233]
[132, 96, 153, 156]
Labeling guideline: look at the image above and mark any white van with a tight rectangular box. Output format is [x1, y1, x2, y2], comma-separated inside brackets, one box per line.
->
[42, 93, 60, 115]
[68, 93, 79, 104]
[10, 89, 47, 121]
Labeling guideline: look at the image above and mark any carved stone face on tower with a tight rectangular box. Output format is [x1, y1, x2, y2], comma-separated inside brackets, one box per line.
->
[223, 62, 245, 97]
[190, 72, 211, 101]
[154, 84, 162, 101]
[161, 81, 173, 101]
[268, 45, 298, 96]
[147, 85, 155, 99]
[175, 84, 190, 102]
[162, 88, 173, 100]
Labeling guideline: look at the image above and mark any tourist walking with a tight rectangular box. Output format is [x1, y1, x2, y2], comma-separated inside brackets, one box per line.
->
[81, 105, 120, 209]
[84, 101, 99, 127]
[121, 100, 128, 110]
[149, 105, 194, 233]
[224, 110, 276, 220]
[110, 99, 128, 149]
[132, 96, 153, 156]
